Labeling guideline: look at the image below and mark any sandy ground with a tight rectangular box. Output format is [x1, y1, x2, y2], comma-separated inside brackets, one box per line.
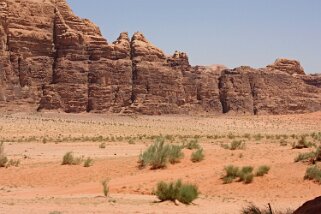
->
[0, 112, 321, 214]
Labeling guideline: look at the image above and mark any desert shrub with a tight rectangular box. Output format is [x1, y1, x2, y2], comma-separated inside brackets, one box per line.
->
[255, 165, 270, 177]
[315, 147, 321, 161]
[102, 180, 109, 197]
[222, 140, 245, 150]
[279, 139, 288, 147]
[0, 142, 8, 167]
[83, 157, 94, 167]
[227, 132, 236, 139]
[294, 147, 321, 163]
[155, 180, 198, 204]
[139, 139, 183, 169]
[241, 204, 293, 214]
[222, 165, 240, 184]
[176, 183, 199, 204]
[128, 139, 135, 144]
[238, 166, 254, 184]
[311, 132, 321, 141]
[241, 204, 264, 214]
[168, 145, 184, 164]
[304, 166, 321, 184]
[243, 134, 251, 140]
[191, 148, 204, 163]
[294, 151, 316, 163]
[62, 152, 82, 165]
[6, 159, 20, 168]
[99, 143, 106, 149]
[49, 211, 62, 214]
[254, 134, 264, 141]
[223, 165, 269, 184]
[230, 140, 245, 150]
[292, 136, 314, 149]
[184, 138, 200, 150]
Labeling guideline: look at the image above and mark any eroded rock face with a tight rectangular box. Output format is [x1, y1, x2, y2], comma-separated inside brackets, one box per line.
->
[0, 0, 320, 115]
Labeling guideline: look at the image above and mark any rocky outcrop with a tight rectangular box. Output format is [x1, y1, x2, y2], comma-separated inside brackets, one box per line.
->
[267, 58, 305, 75]
[0, 0, 321, 115]
[293, 196, 321, 214]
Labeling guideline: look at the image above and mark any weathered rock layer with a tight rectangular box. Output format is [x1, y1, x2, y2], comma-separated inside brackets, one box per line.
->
[0, 0, 320, 115]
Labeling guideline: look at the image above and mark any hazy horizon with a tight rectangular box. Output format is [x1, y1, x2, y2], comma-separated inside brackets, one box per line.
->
[67, 0, 321, 73]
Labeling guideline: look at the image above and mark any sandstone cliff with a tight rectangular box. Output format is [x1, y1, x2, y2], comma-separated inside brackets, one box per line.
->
[0, 0, 320, 115]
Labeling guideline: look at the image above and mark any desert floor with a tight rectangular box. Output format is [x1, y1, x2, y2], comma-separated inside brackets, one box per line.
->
[0, 112, 321, 214]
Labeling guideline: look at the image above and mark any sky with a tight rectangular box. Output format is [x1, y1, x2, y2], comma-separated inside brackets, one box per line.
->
[67, 0, 321, 73]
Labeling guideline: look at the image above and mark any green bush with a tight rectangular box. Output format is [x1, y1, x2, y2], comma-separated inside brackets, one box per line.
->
[177, 183, 199, 204]
[222, 165, 239, 184]
[99, 143, 106, 149]
[168, 145, 184, 164]
[191, 148, 204, 163]
[292, 136, 314, 149]
[255, 165, 270, 177]
[223, 165, 269, 184]
[139, 139, 184, 169]
[83, 157, 94, 167]
[230, 140, 245, 150]
[184, 138, 200, 150]
[6, 159, 20, 168]
[0, 142, 8, 168]
[62, 152, 83, 165]
[294, 147, 321, 163]
[221, 140, 245, 150]
[238, 166, 254, 184]
[102, 180, 109, 197]
[295, 151, 316, 163]
[304, 166, 321, 184]
[155, 180, 198, 204]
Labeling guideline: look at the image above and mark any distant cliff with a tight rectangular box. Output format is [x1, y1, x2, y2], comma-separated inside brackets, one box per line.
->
[0, 0, 320, 115]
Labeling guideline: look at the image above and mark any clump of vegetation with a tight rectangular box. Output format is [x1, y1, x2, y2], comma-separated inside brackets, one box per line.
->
[221, 140, 245, 150]
[139, 138, 184, 169]
[0, 142, 8, 167]
[253, 134, 264, 141]
[238, 166, 254, 184]
[0, 143, 19, 168]
[292, 136, 314, 149]
[294, 147, 321, 163]
[83, 157, 94, 167]
[304, 166, 321, 184]
[183, 138, 201, 150]
[102, 180, 109, 197]
[154, 180, 199, 204]
[295, 151, 316, 163]
[241, 204, 293, 214]
[223, 165, 270, 184]
[6, 159, 20, 168]
[99, 143, 106, 149]
[311, 132, 321, 141]
[61, 152, 83, 165]
[279, 139, 288, 147]
[255, 165, 270, 177]
[191, 148, 204, 163]
[222, 165, 240, 184]
[168, 145, 184, 164]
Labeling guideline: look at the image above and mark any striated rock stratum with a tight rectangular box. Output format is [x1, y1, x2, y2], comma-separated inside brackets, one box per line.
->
[0, 0, 320, 115]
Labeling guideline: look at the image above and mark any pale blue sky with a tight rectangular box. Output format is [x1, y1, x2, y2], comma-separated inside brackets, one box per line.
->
[67, 0, 321, 73]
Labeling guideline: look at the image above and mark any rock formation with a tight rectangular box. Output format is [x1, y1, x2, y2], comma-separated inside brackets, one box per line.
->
[293, 196, 321, 214]
[0, 0, 320, 115]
